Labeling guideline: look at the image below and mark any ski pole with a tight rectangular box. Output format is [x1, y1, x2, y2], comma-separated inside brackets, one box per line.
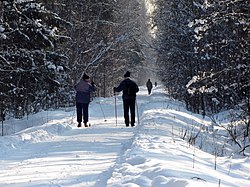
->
[114, 93, 118, 127]
[136, 99, 140, 126]
[70, 107, 75, 125]
[98, 98, 107, 122]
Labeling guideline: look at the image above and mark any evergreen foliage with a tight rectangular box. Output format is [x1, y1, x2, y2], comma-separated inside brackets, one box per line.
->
[153, 0, 249, 148]
[0, 0, 71, 117]
[0, 0, 145, 118]
[48, 0, 144, 98]
[154, 0, 249, 116]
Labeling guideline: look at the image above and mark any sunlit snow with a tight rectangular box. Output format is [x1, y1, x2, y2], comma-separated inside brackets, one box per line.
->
[0, 86, 249, 187]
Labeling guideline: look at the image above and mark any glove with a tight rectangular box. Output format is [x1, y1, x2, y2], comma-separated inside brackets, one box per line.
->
[113, 87, 116, 93]
[91, 81, 95, 86]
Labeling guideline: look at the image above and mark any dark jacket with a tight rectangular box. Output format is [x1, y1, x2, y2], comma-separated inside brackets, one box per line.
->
[115, 78, 139, 100]
[75, 80, 96, 103]
[146, 80, 153, 90]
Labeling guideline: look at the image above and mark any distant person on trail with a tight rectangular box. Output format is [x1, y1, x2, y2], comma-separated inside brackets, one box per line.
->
[146, 79, 153, 95]
[75, 73, 96, 128]
[114, 71, 139, 127]
[155, 82, 157, 87]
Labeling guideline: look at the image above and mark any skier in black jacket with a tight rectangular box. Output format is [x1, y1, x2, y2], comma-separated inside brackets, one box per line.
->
[146, 79, 153, 95]
[114, 71, 139, 127]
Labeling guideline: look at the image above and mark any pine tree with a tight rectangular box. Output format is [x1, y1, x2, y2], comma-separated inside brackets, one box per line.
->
[187, 0, 250, 114]
[0, 0, 71, 117]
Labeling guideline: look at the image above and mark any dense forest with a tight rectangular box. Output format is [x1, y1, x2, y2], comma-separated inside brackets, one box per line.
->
[0, 0, 249, 140]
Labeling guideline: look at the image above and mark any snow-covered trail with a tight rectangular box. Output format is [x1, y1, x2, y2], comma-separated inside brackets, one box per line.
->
[0, 96, 136, 186]
[0, 86, 249, 187]
[0, 87, 151, 187]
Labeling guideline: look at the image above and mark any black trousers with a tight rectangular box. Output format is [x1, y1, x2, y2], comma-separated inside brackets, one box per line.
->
[147, 88, 152, 95]
[76, 102, 89, 123]
[123, 99, 136, 126]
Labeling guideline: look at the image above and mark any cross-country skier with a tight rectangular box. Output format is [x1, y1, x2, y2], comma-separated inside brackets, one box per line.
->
[114, 71, 139, 127]
[146, 79, 153, 95]
[75, 73, 96, 127]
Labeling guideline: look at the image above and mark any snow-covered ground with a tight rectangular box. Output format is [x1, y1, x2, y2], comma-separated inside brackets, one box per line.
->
[0, 86, 249, 187]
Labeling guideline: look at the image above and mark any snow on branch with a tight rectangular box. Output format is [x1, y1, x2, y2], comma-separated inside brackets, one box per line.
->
[0, 55, 10, 65]
[85, 31, 132, 71]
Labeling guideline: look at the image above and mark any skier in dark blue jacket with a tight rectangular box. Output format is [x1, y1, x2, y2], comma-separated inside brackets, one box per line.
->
[75, 73, 96, 127]
[114, 71, 139, 127]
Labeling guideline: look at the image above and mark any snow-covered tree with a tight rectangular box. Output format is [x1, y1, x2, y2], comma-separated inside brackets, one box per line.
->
[153, 0, 249, 118]
[187, 0, 250, 148]
[186, 0, 249, 114]
[0, 0, 71, 117]
[53, 0, 144, 97]
[153, 0, 249, 149]
[153, 0, 196, 100]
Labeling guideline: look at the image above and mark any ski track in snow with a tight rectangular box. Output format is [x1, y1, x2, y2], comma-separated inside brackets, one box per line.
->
[0, 86, 249, 187]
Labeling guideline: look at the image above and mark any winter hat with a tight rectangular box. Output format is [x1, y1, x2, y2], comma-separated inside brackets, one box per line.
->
[124, 71, 131, 78]
[82, 73, 90, 80]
